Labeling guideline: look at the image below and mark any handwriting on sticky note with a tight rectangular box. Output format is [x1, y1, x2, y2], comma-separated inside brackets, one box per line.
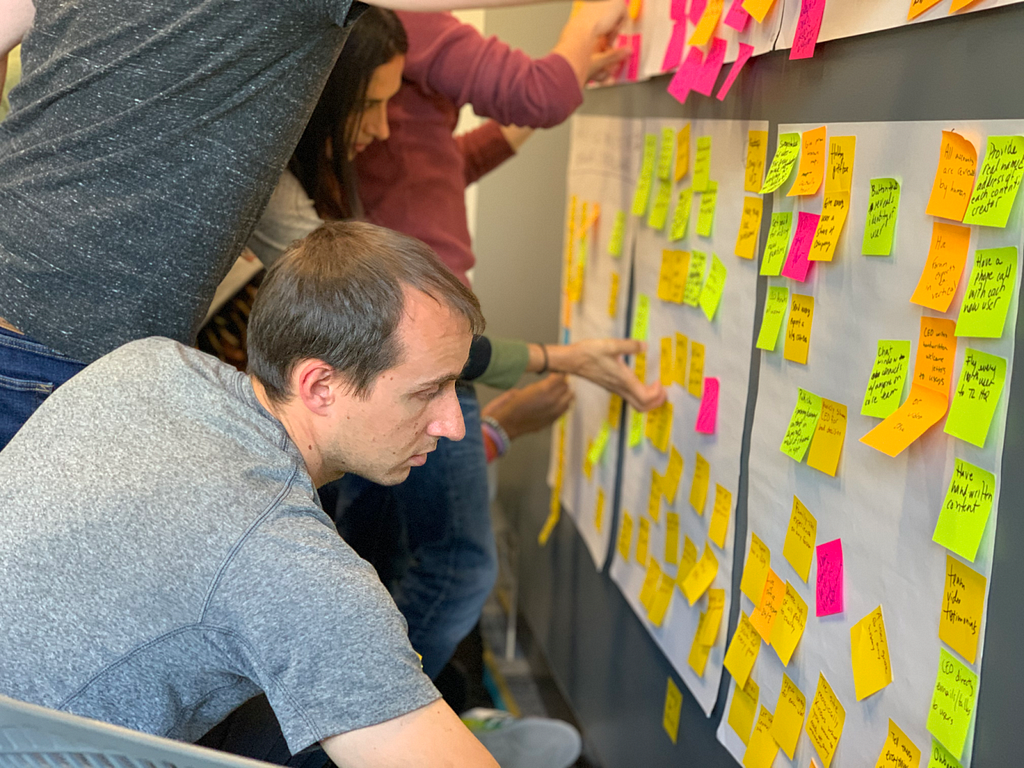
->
[956, 246, 1018, 338]
[648, 571, 676, 626]
[696, 182, 719, 238]
[724, 0, 751, 30]
[791, 0, 826, 60]
[788, 126, 827, 197]
[761, 132, 801, 194]
[781, 387, 823, 462]
[756, 286, 789, 352]
[670, 188, 693, 241]
[675, 124, 690, 181]
[963, 135, 1024, 228]
[699, 255, 727, 321]
[665, 512, 680, 565]
[761, 212, 793, 276]
[724, 611, 761, 688]
[770, 675, 806, 760]
[729, 676, 759, 745]
[945, 348, 1007, 448]
[741, 533, 771, 602]
[851, 606, 893, 700]
[770, 581, 808, 666]
[684, 250, 707, 306]
[914, 316, 958, 396]
[693, 136, 712, 192]
[689, 340, 706, 397]
[908, 0, 942, 19]
[664, 445, 684, 502]
[863, 178, 901, 256]
[645, 400, 673, 453]
[927, 648, 978, 760]
[690, 452, 711, 514]
[781, 211, 819, 282]
[657, 127, 675, 182]
[808, 192, 850, 262]
[678, 535, 698, 584]
[696, 377, 720, 435]
[928, 739, 964, 768]
[736, 196, 764, 260]
[743, 705, 779, 768]
[784, 293, 814, 364]
[681, 543, 719, 605]
[825, 136, 856, 193]
[648, 179, 674, 231]
[745, 131, 769, 192]
[815, 539, 843, 616]
[860, 384, 949, 457]
[663, 678, 682, 744]
[688, 614, 712, 676]
[674, 333, 689, 386]
[608, 210, 627, 257]
[932, 459, 995, 563]
[617, 511, 633, 562]
[701, 588, 726, 645]
[910, 222, 972, 312]
[632, 134, 659, 217]
[647, 470, 663, 522]
[875, 720, 921, 768]
[658, 249, 689, 304]
[708, 483, 731, 548]
[805, 673, 846, 768]
[632, 293, 650, 341]
[636, 516, 650, 565]
[750, 569, 785, 642]
[862, 340, 912, 418]
[940, 554, 986, 665]
[639, 557, 662, 611]
[784, 496, 816, 582]
[807, 399, 847, 477]
[926, 131, 978, 221]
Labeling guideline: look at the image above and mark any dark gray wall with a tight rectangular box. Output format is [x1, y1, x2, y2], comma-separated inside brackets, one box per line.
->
[472, 7, 1024, 767]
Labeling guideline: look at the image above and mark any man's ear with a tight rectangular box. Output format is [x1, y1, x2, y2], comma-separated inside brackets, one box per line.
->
[291, 359, 342, 416]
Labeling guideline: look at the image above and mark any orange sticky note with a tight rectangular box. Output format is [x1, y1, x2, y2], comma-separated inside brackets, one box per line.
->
[724, 611, 762, 688]
[690, 0, 725, 47]
[736, 196, 764, 260]
[749, 568, 786, 642]
[913, 316, 958, 396]
[806, 399, 848, 477]
[926, 131, 978, 221]
[742, 0, 777, 23]
[784, 293, 815, 365]
[910, 222, 972, 312]
[740, 533, 772, 603]
[939, 554, 987, 664]
[788, 126, 827, 197]
[950, 0, 982, 10]
[908, 0, 942, 19]
[860, 384, 948, 457]
[770, 581, 808, 666]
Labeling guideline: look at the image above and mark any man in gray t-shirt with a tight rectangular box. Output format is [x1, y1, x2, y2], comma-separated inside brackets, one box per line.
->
[0, 222, 499, 768]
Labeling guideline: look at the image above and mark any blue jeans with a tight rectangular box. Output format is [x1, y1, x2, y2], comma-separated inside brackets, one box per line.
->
[321, 383, 498, 679]
[0, 327, 86, 451]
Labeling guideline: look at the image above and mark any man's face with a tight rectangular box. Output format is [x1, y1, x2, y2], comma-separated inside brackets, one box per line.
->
[320, 288, 473, 485]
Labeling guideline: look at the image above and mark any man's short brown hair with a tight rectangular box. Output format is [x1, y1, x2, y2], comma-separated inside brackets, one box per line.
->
[247, 221, 485, 402]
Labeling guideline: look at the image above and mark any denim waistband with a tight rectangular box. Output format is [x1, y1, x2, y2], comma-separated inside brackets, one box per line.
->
[0, 325, 80, 363]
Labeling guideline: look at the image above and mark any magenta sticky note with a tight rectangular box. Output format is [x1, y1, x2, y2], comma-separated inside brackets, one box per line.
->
[780, 211, 819, 282]
[671, 0, 687, 20]
[696, 377, 719, 434]
[691, 37, 728, 96]
[716, 43, 754, 101]
[661, 21, 687, 72]
[667, 46, 703, 105]
[723, 0, 751, 30]
[815, 538, 843, 616]
[627, 34, 642, 81]
[791, 0, 826, 60]
[689, 0, 707, 23]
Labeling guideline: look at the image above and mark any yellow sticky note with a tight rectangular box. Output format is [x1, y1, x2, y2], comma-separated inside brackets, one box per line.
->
[648, 179, 674, 230]
[743, 706, 779, 768]
[749, 568, 785, 642]
[910, 222, 972, 312]
[645, 400, 673, 453]
[693, 137, 713, 193]
[688, 341, 705, 397]
[729, 676, 760, 745]
[659, 337, 673, 386]
[664, 445, 684, 501]
[770, 581, 808, 666]
[678, 535, 698, 585]
[637, 516, 651, 566]
[807, 191, 850, 262]
[538, 505, 559, 546]
[648, 572, 676, 627]
[628, 0, 643, 20]
[770, 675, 807, 760]
[908, 0, 942, 19]
[805, 673, 846, 768]
[745, 130, 769, 193]
[784, 293, 814, 365]
[724, 611, 762, 689]
[696, 181, 719, 238]
[761, 132, 800, 194]
[701, 588, 726, 645]
[939, 554, 986, 664]
[928, 740, 963, 768]
[850, 606, 893, 700]
[698, 253, 727, 321]
[635, 351, 647, 384]
[823, 137, 856, 196]
[683, 250, 706, 306]
[708, 484, 732, 549]
[595, 488, 605, 532]
[665, 512, 680, 565]
[736, 196, 764, 260]
[783, 496, 817, 583]
[681, 543, 719, 605]
[689, 612, 712, 676]
[690, 452, 711, 515]
[875, 719, 921, 768]
[608, 271, 620, 317]
[689, 0, 725, 47]
[629, 409, 644, 447]
[657, 127, 675, 182]
[608, 210, 626, 257]
[639, 557, 662, 611]
[806, 399, 848, 477]
[675, 124, 691, 181]
[788, 126, 828, 197]
[926, 130, 978, 222]
[673, 333, 689, 386]
[742, 0, 777, 23]
[663, 678, 683, 744]
[647, 470, 663, 523]
[632, 134, 659, 217]
[608, 393, 623, 426]
[617, 511, 633, 562]
[740, 533, 771, 603]
[657, 249, 688, 304]
[670, 189, 693, 241]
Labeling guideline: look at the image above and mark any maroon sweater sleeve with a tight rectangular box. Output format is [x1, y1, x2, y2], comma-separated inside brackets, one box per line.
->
[457, 121, 515, 186]
[396, 11, 582, 128]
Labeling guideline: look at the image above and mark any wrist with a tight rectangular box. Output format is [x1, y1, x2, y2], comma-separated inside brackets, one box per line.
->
[481, 415, 511, 457]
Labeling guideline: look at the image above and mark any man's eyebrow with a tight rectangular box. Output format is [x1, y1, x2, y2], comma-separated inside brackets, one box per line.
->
[414, 372, 461, 391]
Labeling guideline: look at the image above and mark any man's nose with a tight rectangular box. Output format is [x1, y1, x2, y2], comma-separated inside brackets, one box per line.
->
[427, 386, 465, 442]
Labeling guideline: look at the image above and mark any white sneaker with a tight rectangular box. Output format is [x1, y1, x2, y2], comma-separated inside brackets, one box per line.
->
[461, 708, 582, 768]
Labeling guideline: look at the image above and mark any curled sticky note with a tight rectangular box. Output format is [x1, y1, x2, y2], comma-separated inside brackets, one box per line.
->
[761, 133, 801, 194]
[681, 543, 719, 605]
[770, 581, 808, 666]
[861, 340, 912, 419]
[716, 43, 754, 102]
[749, 568, 785, 642]
[926, 131, 978, 221]
[780, 387, 822, 462]
[698, 254, 727, 321]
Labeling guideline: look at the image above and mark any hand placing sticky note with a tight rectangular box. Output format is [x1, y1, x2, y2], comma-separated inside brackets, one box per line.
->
[815, 538, 843, 616]
[740, 533, 771, 603]
[963, 135, 1024, 228]
[724, 611, 761, 688]
[932, 459, 996, 562]
[784, 293, 815, 364]
[784, 496, 817, 582]
[926, 131, 978, 222]
[781, 387, 823, 461]
[781, 211, 819, 282]
[708, 483, 731, 548]
[749, 568, 785, 642]
[927, 648, 978, 761]
[684, 250, 707, 306]
[736, 197, 764, 260]
[862, 340, 912, 418]
[761, 133, 801, 194]
[761, 212, 794, 276]
[729, 676, 759, 745]
[939, 554, 987, 664]
[770, 675, 806, 760]
[788, 126, 827, 197]
[756, 286, 789, 351]
[945, 348, 1007, 447]
[910, 222, 971, 312]
[770, 581, 808, 666]
[863, 178, 901, 256]
[805, 673, 846, 768]
[670, 188, 693, 241]
[690, 452, 711, 514]
[850, 606, 893, 700]
[696, 377, 720, 435]
[956, 246, 1018, 338]
[875, 720, 921, 768]
[807, 398, 847, 477]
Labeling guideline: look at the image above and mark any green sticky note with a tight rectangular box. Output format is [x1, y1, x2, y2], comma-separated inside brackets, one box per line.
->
[632, 294, 651, 340]
[648, 179, 674, 231]
[629, 410, 645, 447]
[657, 127, 676, 182]
[928, 739, 965, 768]
[632, 134, 659, 217]
[693, 137, 712, 192]
[698, 254, 727, 322]
[683, 250, 707, 307]
[862, 178, 901, 256]
[927, 648, 978, 761]
[608, 211, 626, 257]
[760, 212, 793, 276]
[944, 348, 1007, 447]
[861, 340, 911, 418]
[962, 135, 1024, 228]
[780, 388, 822, 462]
[760, 133, 801, 194]
[587, 421, 612, 466]
[696, 181, 718, 238]
[756, 286, 789, 351]
[956, 247, 1018, 338]
[932, 458, 995, 562]
[670, 188, 693, 242]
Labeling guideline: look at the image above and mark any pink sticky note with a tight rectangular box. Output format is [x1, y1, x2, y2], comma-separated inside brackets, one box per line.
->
[689, 0, 707, 23]
[715, 42, 754, 100]
[815, 538, 843, 616]
[613, 34, 630, 80]
[696, 377, 719, 434]
[671, 0, 688, 20]
[790, 0, 826, 60]
[723, 0, 751, 30]
[780, 211, 819, 282]
[661, 21, 687, 72]
[691, 37, 728, 96]
[627, 34, 642, 81]
[667, 46, 703, 104]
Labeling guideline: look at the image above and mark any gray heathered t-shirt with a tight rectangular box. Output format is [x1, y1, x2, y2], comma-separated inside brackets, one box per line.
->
[0, 338, 439, 751]
[0, 0, 361, 364]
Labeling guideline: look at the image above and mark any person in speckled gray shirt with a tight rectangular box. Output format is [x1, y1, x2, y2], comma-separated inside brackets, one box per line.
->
[0, 222, 501, 768]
